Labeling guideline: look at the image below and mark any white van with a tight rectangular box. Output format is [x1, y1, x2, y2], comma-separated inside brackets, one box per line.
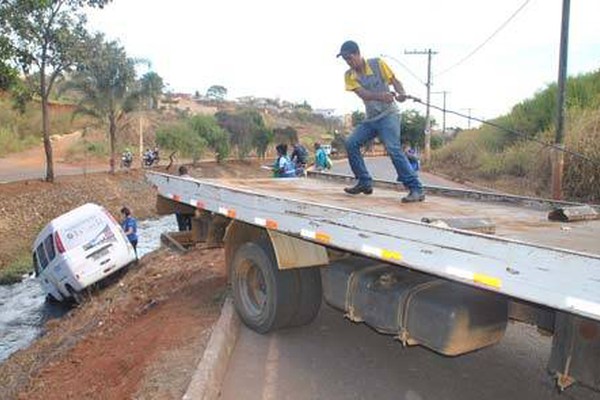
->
[32, 203, 136, 303]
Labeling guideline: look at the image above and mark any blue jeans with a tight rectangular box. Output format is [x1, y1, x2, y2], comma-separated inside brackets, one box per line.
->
[345, 113, 422, 191]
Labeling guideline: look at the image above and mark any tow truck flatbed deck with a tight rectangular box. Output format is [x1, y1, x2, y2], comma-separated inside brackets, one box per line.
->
[148, 171, 600, 321]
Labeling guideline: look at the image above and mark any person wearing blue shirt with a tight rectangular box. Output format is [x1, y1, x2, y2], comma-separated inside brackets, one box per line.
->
[273, 144, 297, 178]
[314, 142, 331, 171]
[120, 206, 138, 259]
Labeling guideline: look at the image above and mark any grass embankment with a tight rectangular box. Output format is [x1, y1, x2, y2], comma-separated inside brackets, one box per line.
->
[431, 70, 600, 203]
[0, 93, 91, 157]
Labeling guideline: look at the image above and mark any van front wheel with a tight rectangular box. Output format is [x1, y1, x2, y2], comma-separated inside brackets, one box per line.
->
[66, 285, 84, 305]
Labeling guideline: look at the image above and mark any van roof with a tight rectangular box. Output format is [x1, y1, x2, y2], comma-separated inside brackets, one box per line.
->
[32, 203, 105, 250]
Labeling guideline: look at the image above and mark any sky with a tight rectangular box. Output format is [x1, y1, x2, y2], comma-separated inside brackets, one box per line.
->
[86, 0, 600, 129]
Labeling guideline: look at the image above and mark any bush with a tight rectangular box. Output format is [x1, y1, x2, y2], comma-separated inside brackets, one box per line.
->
[156, 121, 207, 162]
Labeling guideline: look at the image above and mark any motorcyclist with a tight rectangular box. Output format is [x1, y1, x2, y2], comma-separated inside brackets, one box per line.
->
[121, 148, 133, 168]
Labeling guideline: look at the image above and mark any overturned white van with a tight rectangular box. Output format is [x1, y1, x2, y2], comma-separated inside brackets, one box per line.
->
[32, 203, 137, 303]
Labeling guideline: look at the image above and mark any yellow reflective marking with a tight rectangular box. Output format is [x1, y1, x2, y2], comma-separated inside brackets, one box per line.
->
[315, 232, 331, 243]
[382, 249, 402, 261]
[473, 273, 502, 289]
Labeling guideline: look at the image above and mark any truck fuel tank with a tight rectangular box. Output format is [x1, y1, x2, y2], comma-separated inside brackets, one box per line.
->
[321, 257, 508, 356]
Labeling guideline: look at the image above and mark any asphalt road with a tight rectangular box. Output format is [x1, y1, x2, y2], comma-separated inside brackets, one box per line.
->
[220, 158, 599, 400]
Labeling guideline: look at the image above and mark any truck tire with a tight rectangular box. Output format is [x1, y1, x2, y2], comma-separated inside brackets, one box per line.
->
[230, 240, 299, 333]
[288, 267, 322, 327]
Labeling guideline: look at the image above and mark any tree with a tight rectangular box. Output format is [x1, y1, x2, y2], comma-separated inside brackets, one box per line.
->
[140, 71, 163, 109]
[401, 109, 427, 149]
[252, 129, 273, 159]
[206, 85, 227, 101]
[215, 109, 265, 159]
[0, 36, 18, 91]
[273, 126, 298, 145]
[351, 110, 365, 126]
[62, 35, 138, 173]
[0, 0, 111, 182]
[188, 115, 230, 162]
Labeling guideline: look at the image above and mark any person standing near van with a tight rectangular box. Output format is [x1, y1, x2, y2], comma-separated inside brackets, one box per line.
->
[175, 166, 193, 231]
[337, 40, 425, 203]
[120, 207, 138, 259]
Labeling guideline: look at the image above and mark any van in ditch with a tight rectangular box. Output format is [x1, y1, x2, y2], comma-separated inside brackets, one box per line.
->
[32, 203, 136, 303]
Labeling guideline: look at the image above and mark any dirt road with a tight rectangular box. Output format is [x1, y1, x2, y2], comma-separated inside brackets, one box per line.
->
[0, 131, 109, 183]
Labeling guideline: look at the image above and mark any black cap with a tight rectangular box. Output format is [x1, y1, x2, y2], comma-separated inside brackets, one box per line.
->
[336, 40, 359, 58]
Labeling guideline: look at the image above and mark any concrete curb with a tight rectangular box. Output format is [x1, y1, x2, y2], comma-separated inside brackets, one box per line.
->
[183, 297, 240, 400]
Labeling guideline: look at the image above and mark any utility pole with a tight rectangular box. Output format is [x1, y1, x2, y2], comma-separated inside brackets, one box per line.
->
[462, 108, 474, 129]
[432, 91, 449, 134]
[405, 49, 437, 161]
[552, 0, 570, 200]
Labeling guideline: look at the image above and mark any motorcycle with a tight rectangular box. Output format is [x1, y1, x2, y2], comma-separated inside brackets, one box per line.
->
[121, 151, 133, 169]
[143, 149, 159, 167]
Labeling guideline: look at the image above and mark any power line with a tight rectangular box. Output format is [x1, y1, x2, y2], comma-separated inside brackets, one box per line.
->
[435, 0, 532, 78]
[380, 54, 426, 86]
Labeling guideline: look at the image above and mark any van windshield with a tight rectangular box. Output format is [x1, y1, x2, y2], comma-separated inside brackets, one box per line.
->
[60, 214, 116, 251]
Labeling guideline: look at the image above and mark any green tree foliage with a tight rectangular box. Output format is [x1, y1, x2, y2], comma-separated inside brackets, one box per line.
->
[156, 115, 229, 163]
[0, 36, 18, 91]
[188, 115, 230, 162]
[62, 35, 138, 173]
[215, 109, 267, 159]
[401, 109, 426, 149]
[273, 126, 298, 145]
[331, 131, 346, 155]
[0, 0, 111, 181]
[351, 110, 365, 126]
[432, 69, 600, 201]
[252, 129, 274, 159]
[295, 100, 312, 112]
[140, 71, 164, 109]
[206, 85, 227, 101]
[156, 121, 207, 164]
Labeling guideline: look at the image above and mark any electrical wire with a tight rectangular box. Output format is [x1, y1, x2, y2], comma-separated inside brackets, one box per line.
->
[405, 95, 600, 167]
[381, 54, 427, 86]
[435, 0, 532, 78]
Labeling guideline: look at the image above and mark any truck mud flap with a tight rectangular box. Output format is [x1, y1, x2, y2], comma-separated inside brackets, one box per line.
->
[548, 312, 600, 391]
[322, 257, 508, 356]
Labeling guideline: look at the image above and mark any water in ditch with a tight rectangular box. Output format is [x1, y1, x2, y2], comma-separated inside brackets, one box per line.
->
[0, 214, 178, 363]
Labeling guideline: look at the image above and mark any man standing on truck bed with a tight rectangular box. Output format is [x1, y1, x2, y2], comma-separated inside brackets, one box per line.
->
[338, 40, 425, 203]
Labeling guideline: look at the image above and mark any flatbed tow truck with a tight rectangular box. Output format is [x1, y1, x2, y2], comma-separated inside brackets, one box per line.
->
[147, 170, 600, 392]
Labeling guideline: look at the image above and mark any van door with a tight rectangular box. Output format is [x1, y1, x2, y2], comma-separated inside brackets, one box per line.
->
[36, 235, 64, 298]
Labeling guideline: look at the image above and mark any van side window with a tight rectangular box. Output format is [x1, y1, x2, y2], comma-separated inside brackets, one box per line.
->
[44, 234, 56, 261]
[37, 243, 49, 270]
[33, 252, 40, 276]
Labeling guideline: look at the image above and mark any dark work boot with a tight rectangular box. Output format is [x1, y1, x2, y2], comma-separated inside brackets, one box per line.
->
[344, 183, 373, 195]
[401, 190, 425, 203]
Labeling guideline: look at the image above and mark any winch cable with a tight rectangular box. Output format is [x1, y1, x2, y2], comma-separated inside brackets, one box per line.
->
[404, 95, 600, 168]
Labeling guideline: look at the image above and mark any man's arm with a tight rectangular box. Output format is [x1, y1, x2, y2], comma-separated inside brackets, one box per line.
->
[390, 77, 406, 102]
[353, 87, 395, 103]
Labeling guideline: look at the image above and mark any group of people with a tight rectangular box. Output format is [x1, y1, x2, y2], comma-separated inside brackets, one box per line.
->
[271, 142, 332, 178]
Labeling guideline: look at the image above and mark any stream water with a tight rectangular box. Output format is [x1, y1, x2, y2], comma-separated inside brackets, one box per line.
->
[0, 215, 178, 363]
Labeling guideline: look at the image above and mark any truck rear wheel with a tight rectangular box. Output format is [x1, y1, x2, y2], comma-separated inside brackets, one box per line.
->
[288, 267, 322, 327]
[231, 240, 299, 333]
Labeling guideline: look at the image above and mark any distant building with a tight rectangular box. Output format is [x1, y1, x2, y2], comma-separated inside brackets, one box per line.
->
[313, 108, 336, 118]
